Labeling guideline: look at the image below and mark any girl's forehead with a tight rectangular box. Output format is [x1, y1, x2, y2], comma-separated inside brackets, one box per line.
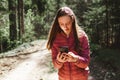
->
[58, 15, 72, 21]
[58, 16, 71, 23]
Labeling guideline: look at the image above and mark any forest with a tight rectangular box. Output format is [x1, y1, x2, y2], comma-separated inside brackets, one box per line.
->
[0, 0, 120, 80]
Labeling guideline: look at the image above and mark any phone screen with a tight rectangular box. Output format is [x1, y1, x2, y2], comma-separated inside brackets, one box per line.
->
[59, 46, 69, 53]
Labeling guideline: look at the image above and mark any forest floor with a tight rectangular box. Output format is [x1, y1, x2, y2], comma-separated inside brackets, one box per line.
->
[0, 40, 117, 80]
[0, 40, 59, 80]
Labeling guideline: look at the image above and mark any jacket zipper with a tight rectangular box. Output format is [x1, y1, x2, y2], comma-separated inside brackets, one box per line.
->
[66, 37, 72, 80]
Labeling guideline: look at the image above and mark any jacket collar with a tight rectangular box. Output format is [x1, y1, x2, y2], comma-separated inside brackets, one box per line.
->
[60, 31, 73, 38]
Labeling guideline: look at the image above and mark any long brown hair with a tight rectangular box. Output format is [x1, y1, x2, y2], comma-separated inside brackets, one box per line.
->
[47, 7, 81, 52]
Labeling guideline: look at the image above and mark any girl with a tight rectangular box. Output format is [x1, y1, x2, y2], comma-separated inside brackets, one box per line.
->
[47, 6, 90, 80]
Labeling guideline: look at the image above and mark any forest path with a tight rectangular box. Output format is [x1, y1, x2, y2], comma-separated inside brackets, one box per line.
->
[0, 40, 93, 80]
[0, 40, 58, 80]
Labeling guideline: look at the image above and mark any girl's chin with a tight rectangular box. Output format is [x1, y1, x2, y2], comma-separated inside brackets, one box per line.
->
[64, 31, 70, 35]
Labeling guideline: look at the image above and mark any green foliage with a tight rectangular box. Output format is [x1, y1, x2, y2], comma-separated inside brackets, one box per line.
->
[83, 4, 106, 41]
[1, 0, 120, 53]
[0, 0, 8, 11]
[83, 0, 106, 27]
[23, 9, 35, 42]
[0, 12, 9, 52]
[83, 0, 120, 48]
[90, 43, 101, 53]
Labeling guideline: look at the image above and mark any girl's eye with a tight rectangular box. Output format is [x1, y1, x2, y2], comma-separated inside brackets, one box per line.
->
[60, 23, 64, 26]
[67, 21, 71, 25]
[67, 23, 69, 26]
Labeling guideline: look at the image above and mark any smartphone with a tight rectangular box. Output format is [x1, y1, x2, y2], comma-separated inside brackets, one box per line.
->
[59, 46, 69, 53]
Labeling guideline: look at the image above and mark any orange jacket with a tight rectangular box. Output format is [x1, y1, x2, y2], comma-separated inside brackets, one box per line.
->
[51, 31, 90, 80]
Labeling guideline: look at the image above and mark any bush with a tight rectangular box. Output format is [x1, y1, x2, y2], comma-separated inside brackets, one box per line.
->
[90, 43, 101, 54]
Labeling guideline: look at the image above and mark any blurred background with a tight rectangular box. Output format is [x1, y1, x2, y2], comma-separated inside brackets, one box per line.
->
[0, 0, 120, 80]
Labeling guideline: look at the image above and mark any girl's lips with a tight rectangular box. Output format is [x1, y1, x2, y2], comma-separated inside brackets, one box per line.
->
[65, 28, 69, 31]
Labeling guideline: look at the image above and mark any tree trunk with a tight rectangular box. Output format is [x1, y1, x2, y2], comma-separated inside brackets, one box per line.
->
[105, 0, 109, 47]
[18, 0, 24, 40]
[8, 0, 17, 41]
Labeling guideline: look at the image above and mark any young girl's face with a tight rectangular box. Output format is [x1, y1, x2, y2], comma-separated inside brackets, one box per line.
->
[58, 15, 73, 36]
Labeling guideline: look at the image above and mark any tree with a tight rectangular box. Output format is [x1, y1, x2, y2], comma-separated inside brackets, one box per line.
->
[83, 0, 120, 49]
[8, 0, 17, 41]
[18, 0, 24, 40]
[109, 0, 120, 48]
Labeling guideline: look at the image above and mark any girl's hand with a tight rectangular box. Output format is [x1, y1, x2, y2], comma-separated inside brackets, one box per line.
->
[67, 52, 79, 62]
[57, 52, 68, 63]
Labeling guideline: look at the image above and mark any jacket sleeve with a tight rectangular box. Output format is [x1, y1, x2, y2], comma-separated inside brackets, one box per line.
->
[51, 45, 63, 69]
[73, 34, 90, 69]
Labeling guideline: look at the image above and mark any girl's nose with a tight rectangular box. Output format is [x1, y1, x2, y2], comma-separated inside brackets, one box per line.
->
[64, 24, 67, 28]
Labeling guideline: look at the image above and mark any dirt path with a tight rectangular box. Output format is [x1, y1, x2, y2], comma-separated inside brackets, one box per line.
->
[2, 50, 57, 80]
[0, 40, 94, 80]
[1, 49, 58, 80]
[0, 40, 58, 80]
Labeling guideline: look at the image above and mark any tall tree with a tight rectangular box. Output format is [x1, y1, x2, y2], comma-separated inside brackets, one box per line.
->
[105, 0, 109, 47]
[8, 0, 17, 41]
[18, 0, 24, 40]
[110, 0, 120, 48]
